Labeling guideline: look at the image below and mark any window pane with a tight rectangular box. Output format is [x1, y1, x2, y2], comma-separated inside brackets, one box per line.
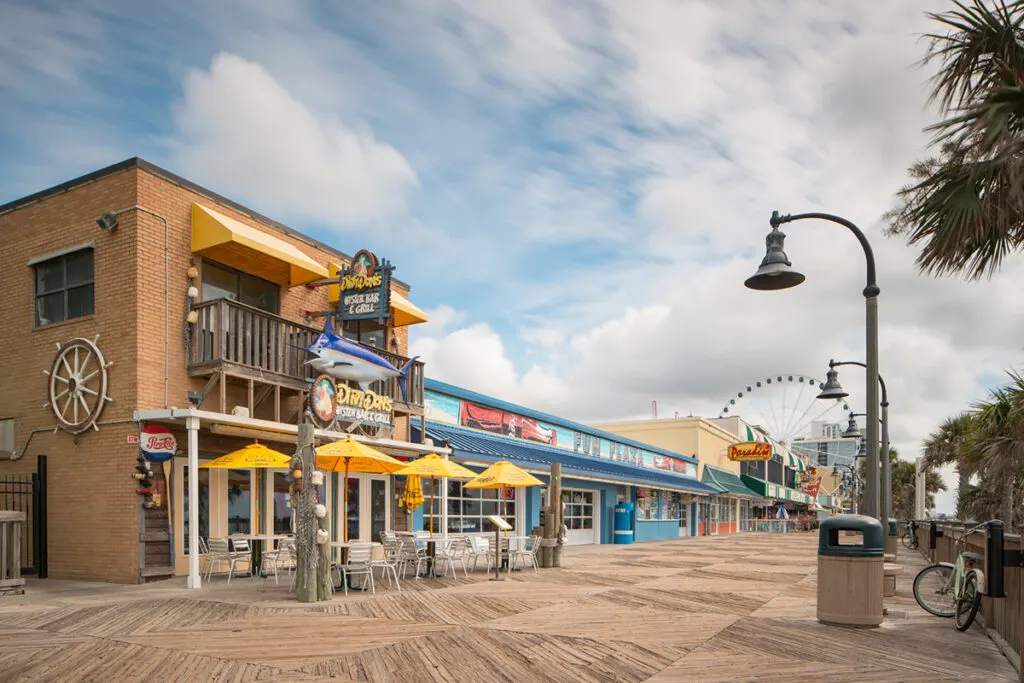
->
[65, 249, 94, 286]
[447, 480, 462, 497]
[371, 479, 386, 542]
[346, 477, 360, 541]
[360, 322, 384, 349]
[202, 262, 239, 302]
[183, 467, 210, 554]
[273, 471, 292, 535]
[447, 499, 463, 515]
[240, 273, 279, 313]
[35, 259, 64, 294]
[67, 284, 94, 319]
[36, 292, 64, 326]
[227, 469, 251, 535]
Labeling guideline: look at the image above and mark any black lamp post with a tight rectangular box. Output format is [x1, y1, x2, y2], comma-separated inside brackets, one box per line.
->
[817, 359, 891, 526]
[745, 211, 881, 521]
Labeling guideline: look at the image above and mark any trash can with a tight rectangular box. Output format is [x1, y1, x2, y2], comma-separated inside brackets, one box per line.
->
[614, 503, 634, 544]
[886, 518, 898, 558]
[816, 514, 884, 628]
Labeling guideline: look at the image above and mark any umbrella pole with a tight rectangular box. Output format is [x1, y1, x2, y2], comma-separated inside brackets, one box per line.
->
[344, 460, 350, 543]
[429, 476, 434, 538]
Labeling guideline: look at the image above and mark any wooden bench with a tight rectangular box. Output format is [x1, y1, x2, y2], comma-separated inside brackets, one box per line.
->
[883, 563, 903, 597]
[1, 510, 26, 596]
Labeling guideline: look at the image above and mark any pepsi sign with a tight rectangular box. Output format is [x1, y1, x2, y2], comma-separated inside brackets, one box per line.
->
[140, 424, 177, 462]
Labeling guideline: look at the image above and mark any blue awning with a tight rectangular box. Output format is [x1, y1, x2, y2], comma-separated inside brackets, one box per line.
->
[413, 421, 719, 495]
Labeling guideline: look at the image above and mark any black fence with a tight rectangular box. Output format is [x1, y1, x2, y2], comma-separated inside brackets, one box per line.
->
[0, 455, 47, 576]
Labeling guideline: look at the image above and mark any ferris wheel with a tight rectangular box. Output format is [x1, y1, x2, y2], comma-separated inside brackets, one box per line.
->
[719, 373, 850, 447]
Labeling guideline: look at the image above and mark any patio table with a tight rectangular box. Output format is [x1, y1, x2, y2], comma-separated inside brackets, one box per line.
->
[230, 534, 291, 577]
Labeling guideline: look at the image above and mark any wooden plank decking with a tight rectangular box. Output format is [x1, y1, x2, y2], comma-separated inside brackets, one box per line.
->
[0, 534, 1017, 682]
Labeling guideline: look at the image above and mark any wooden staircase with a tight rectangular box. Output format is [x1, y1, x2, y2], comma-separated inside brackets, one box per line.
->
[139, 468, 174, 582]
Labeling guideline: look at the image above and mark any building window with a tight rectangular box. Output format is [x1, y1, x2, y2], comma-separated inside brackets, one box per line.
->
[202, 260, 280, 314]
[342, 320, 385, 349]
[226, 469, 252, 535]
[424, 478, 515, 534]
[563, 489, 595, 528]
[0, 419, 13, 453]
[183, 466, 210, 554]
[34, 248, 94, 326]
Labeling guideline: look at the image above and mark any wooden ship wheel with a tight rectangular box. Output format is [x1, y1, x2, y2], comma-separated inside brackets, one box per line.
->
[43, 336, 113, 434]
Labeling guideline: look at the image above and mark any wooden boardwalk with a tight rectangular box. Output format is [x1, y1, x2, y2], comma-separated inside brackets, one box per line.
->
[0, 534, 1017, 682]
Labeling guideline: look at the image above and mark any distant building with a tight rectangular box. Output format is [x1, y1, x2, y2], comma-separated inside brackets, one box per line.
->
[791, 420, 861, 470]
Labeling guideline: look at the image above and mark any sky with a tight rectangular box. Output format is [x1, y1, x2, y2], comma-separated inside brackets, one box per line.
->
[3, 0, 1023, 514]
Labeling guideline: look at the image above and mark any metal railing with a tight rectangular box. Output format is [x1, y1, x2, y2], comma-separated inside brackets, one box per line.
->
[918, 519, 1022, 671]
[188, 298, 425, 408]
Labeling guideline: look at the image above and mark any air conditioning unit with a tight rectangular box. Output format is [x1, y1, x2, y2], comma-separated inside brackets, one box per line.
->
[231, 406, 250, 418]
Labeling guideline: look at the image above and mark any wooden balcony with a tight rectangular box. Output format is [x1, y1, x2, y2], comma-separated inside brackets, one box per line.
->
[187, 298, 424, 416]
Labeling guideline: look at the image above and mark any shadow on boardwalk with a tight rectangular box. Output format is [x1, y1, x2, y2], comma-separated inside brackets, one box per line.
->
[0, 534, 1017, 682]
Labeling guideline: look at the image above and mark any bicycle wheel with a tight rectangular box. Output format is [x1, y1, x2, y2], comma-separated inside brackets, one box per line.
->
[913, 564, 956, 617]
[955, 571, 982, 631]
[902, 533, 917, 550]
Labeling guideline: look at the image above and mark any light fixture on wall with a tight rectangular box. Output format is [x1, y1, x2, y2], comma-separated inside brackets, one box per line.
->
[96, 212, 119, 231]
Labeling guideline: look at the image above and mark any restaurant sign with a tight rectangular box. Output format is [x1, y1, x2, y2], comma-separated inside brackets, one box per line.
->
[309, 375, 394, 429]
[727, 441, 773, 461]
[337, 249, 393, 323]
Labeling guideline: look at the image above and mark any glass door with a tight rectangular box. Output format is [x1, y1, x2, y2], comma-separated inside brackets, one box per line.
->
[678, 500, 689, 537]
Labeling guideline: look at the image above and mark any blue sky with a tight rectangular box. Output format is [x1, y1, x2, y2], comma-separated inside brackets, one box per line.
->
[4, 0, 1024, 513]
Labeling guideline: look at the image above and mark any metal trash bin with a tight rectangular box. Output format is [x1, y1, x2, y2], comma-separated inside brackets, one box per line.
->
[614, 503, 634, 544]
[886, 518, 898, 557]
[817, 514, 884, 628]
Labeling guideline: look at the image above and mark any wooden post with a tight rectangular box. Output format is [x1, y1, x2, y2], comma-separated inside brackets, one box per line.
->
[293, 422, 332, 602]
[551, 463, 563, 568]
[541, 470, 554, 568]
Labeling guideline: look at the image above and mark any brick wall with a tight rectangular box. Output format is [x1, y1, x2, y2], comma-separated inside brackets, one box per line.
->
[0, 169, 141, 583]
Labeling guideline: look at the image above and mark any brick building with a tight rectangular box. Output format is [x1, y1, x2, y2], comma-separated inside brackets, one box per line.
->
[0, 158, 436, 584]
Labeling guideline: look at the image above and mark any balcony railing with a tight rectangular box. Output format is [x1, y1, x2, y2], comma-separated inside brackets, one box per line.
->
[188, 298, 424, 411]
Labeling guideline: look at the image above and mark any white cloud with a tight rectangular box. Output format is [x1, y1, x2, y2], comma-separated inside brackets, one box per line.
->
[172, 52, 417, 230]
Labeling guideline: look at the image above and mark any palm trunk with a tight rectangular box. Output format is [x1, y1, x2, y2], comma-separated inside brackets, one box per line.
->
[1001, 481, 1014, 531]
[955, 462, 968, 519]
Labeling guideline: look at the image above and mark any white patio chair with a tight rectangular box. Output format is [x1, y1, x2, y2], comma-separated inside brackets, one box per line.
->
[262, 537, 295, 585]
[371, 539, 402, 592]
[435, 537, 470, 579]
[340, 543, 375, 596]
[511, 534, 541, 572]
[207, 537, 251, 584]
[396, 536, 428, 579]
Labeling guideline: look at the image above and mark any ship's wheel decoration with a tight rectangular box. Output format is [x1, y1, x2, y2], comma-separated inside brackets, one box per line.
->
[43, 335, 113, 434]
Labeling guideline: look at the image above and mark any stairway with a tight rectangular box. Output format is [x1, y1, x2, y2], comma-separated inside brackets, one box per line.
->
[139, 468, 174, 582]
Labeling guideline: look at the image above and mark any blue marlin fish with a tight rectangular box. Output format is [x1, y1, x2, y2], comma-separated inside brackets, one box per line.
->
[302, 314, 418, 403]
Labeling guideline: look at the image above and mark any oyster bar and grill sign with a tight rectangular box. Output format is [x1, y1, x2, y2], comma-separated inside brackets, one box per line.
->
[338, 249, 393, 322]
[310, 375, 394, 428]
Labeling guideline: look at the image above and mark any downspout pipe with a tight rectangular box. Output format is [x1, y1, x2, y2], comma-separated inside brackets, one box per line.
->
[98, 205, 172, 409]
[8, 419, 139, 461]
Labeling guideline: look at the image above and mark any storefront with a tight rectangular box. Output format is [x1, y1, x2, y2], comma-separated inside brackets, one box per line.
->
[413, 380, 718, 545]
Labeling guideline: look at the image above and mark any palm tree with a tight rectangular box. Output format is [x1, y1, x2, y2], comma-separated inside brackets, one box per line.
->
[921, 413, 978, 517]
[970, 371, 1024, 529]
[886, 0, 1024, 279]
[858, 447, 946, 517]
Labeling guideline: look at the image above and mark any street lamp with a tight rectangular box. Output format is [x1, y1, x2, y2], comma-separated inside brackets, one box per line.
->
[841, 413, 863, 439]
[818, 359, 892, 527]
[745, 210, 881, 521]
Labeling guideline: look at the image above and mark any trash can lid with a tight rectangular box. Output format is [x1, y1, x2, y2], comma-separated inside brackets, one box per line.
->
[818, 514, 884, 557]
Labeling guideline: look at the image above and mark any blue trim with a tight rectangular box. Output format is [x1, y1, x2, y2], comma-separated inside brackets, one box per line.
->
[414, 421, 718, 495]
[425, 378, 699, 466]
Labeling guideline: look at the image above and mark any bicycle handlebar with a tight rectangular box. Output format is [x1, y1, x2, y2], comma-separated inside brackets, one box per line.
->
[957, 519, 1001, 542]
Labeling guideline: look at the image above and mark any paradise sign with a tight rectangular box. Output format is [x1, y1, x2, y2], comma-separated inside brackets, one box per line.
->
[727, 441, 772, 461]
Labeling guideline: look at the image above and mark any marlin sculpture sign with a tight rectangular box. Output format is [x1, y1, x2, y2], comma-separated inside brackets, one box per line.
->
[301, 313, 418, 404]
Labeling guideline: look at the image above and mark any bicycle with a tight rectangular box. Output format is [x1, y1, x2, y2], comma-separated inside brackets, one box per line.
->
[901, 520, 919, 551]
[912, 520, 993, 632]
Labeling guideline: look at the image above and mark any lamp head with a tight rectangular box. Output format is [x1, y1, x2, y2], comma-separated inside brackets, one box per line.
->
[744, 217, 805, 291]
[842, 414, 862, 439]
[96, 212, 119, 232]
[816, 366, 848, 400]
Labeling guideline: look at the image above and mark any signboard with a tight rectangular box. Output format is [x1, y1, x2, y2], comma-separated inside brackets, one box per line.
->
[140, 424, 176, 462]
[487, 515, 513, 531]
[727, 441, 773, 461]
[799, 467, 822, 498]
[424, 389, 697, 478]
[309, 375, 394, 429]
[337, 249, 393, 323]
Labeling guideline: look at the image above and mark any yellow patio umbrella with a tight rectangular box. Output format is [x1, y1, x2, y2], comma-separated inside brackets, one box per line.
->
[402, 475, 425, 511]
[463, 459, 542, 525]
[315, 437, 407, 542]
[200, 441, 293, 537]
[392, 454, 477, 537]
[200, 441, 292, 469]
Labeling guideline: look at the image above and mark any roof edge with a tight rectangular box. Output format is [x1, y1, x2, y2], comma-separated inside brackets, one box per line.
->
[0, 156, 411, 290]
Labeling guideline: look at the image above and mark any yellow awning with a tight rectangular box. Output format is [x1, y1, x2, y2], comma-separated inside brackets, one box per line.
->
[191, 203, 329, 286]
[391, 291, 430, 326]
[326, 270, 430, 326]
